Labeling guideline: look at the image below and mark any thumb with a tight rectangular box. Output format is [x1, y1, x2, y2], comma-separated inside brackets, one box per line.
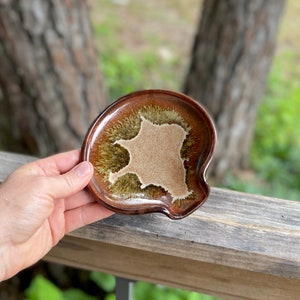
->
[48, 161, 94, 199]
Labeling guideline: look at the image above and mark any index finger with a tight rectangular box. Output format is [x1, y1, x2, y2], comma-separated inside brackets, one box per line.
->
[35, 149, 81, 176]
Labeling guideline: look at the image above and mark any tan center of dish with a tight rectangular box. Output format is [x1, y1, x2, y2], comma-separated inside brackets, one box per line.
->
[109, 116, 192, 201]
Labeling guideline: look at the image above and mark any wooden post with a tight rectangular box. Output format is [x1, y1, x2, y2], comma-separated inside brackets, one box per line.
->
[115, 278, 134, 300]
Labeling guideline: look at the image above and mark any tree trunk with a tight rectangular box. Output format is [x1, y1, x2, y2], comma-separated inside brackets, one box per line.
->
[0, 0, 108, 297]
[183, 0, 285, 180]
[0, 0, 107, 156]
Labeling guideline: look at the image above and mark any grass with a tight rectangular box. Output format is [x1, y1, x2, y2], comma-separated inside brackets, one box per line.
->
[90, 0, 198, 101]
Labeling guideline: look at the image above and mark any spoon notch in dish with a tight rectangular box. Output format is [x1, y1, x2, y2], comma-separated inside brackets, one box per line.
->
[81, 89, 216, 219]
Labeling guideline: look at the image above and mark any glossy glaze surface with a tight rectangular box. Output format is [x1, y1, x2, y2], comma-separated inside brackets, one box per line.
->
[81, 89, 216, 219]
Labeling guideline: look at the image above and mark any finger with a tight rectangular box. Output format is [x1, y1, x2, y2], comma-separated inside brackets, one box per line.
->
[64, 203, 114, 233]
[47, 161, 94, 199]
[33, 149, 81, 177]
[64, 189, 96, 211]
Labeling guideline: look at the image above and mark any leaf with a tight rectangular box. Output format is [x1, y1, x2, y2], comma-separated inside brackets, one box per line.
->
[25, 275, 63, 300]
[104, 293, 116, 300]
[90, 272, 116, 292]
[63, 288, 97, 300]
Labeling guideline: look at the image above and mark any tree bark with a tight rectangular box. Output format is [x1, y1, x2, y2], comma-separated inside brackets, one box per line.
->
[183, 0, 285, 180]
[0, 0, 107, 156]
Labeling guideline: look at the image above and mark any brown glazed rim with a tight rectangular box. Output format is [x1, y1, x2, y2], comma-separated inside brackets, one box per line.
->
[81, 89, 217, 219]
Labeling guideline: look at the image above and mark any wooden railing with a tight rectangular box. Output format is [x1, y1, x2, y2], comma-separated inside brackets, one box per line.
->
[1, 151, 300, 300]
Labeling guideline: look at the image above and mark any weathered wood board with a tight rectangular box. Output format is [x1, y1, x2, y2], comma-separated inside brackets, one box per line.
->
[1, 151, 299, 299]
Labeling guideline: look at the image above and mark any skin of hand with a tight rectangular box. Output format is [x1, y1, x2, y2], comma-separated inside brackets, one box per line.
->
[0, 150, 114, 281]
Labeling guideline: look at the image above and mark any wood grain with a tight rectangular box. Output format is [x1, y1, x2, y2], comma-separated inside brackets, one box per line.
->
[1, 151, 300, 299]
[47, 236, 300, 300]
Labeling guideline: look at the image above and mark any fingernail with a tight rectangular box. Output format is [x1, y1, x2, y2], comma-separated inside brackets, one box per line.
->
[74, 162, 93, 177]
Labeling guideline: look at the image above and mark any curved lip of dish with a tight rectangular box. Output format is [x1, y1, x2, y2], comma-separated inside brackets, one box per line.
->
[81, 89, 217, 219]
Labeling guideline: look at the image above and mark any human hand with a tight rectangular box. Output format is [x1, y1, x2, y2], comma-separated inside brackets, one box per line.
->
[0, 150, 114, 281]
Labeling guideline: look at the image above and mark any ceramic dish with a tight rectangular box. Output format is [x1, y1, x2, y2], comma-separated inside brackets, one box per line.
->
[81, 89, 216, 219]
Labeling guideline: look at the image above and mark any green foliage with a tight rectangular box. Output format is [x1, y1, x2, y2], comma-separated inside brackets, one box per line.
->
[90, 271, 116, 293]
[25, 275, 97, 300]
[224, 174, 300, 201]
[248, 50, 300, 200]
[25, 275, 63, 300]
[224, 50, 300, 201]
[252, 51, 300, 161]
[133, 282, 221, 300]
[99, 47, 180, 102]
[25, 274, 221, 300]
[104, 293, 116, 300]
[100, 51, 145, 101]
[93, 19, 142, 100]
[93, 18, 181, 102]
[63, 289, 97, 300]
